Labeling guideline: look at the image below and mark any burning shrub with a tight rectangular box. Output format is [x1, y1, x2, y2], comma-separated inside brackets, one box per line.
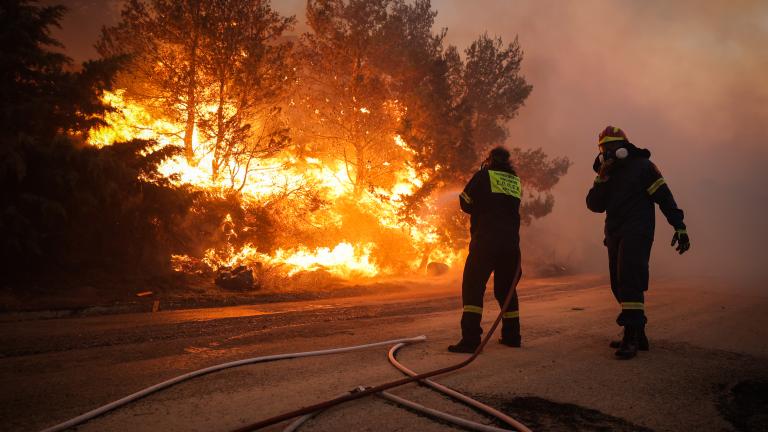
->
[1, 0, 571, 290]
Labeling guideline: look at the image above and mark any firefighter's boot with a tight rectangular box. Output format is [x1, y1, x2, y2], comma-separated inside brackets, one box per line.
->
[499, 317, 521, 348]
[614, 326, 642, 360]
[609, 327, 649, 351]
[448, 312, 482, 353]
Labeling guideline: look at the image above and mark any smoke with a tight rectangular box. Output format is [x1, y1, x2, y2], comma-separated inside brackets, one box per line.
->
[424, 0, 768, 285]
[46, 0, 768, 284]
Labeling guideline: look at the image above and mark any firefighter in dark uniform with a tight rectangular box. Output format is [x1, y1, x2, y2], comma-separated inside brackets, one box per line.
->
[449, 146, 523, 353]
[587, 126, 690, 359]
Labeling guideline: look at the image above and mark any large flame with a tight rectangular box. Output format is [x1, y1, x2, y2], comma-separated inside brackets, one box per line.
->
[89, 90, 460, 279]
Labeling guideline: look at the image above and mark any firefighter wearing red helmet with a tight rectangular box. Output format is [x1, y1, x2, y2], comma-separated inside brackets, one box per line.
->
[587, 126, 690, 359]
[449, 146, 523, 353]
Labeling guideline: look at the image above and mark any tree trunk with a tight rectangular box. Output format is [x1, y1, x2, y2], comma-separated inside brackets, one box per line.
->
[354, 145, 366, 197]
[183, 88, 196, 163]
[182, 1, 200, 164]
[211, 79, 227, 182]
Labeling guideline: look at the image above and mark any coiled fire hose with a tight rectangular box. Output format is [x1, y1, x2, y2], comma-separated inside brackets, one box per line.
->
[41, 259, 525, 432]
[232, 259, 524, 432]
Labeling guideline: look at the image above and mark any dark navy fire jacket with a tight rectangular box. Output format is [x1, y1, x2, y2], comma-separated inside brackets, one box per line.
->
[587, 146, 685, 239]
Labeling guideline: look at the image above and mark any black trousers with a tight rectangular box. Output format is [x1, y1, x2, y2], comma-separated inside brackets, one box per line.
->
[460, 234, 522, 342]
[606, 234, 653, 327]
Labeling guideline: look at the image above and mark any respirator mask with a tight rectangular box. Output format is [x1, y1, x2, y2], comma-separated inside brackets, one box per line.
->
[598, 146, 628, 164]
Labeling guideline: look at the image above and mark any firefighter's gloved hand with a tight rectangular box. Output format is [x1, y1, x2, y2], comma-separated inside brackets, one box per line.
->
[593, 155, 602, 173]
[593, 154, 613, 173]
[671, 229, 690, 254]
[597, 158, 614, 181]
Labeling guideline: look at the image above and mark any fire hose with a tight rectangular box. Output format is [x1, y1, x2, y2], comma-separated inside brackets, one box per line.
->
[386, 342, 531, 431]
[232, 259, 524, 432]
[283, 385, 519, 432]
[39, 336, 427, 432]
[41, 260, 526, 432]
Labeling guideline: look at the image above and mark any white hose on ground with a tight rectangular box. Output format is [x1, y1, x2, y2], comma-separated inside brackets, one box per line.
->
[282, 412, 318, 432]
[40, 335, 427, 432]
[378, 390, 515, 432]
[284, 385, 514, 432]
[285, 342, 531, 432]
[282, 391, 353, 432]
[387, 342, 532, 432]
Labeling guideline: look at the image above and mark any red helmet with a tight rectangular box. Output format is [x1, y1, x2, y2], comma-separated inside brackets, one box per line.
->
[598, 126, 628, 145]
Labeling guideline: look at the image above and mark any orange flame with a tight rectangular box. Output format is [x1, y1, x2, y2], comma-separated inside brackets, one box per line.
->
[90, 90, 461, 278]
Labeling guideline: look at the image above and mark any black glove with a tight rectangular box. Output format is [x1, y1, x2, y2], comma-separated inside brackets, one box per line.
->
[671, 228, 690, 254]
[593, 154, 602, 173]
[593, 154, 614, 181]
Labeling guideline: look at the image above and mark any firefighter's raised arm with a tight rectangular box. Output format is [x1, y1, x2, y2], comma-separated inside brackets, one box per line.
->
[459, 171, 483, 214]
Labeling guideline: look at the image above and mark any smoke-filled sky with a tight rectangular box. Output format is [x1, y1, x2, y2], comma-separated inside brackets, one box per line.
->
[46, 0, 768, 284]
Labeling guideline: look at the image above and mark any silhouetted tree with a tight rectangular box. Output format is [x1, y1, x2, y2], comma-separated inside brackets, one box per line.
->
[292, 0, 410, 196]
[510, 148, 571, 224]
[100, 0, 295, 184]
[196, 0, 294, 184]
[288, 0, 568, 268]
[462, 33, 532, 148]
[0, 0, 202, 281]
[98, 0, 206, 162]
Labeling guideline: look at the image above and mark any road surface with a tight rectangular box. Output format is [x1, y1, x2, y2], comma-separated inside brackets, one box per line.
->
[1, 274, 766, 431]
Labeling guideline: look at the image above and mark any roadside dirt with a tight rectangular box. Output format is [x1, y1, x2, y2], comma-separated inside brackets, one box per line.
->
[1, 274, 766, 432]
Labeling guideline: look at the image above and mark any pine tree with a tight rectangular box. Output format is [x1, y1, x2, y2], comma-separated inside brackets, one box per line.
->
[0, 0, 199, 281]
[98, 0, 207, 163]
[195, 0, 294, 184]
[99, 0, 295, 183]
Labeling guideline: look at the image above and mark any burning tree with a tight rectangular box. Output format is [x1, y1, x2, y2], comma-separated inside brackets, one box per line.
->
[0, 0, 571, 289]
[292, 0, 410, 196]
[194, 1, 294, 185]
[85, 0, 569, 281]
[98, 0, 206, 162]
[99, 0, 295, 186]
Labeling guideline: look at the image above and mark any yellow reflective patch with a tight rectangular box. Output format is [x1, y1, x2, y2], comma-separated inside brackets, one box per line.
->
[647, 178, 666, 195]
[621, 302, 645, 310]
[463, 305, 483, 314]
[488, 170, 521, 198]
[502, 310, 520, 319]
[460, 191, 472, 204]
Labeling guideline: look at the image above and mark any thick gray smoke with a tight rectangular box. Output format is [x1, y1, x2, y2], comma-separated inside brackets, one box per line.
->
[431, 0, 768, 285]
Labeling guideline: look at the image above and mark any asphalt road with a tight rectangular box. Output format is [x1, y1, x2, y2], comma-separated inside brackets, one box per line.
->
[1, 274, 766, 432]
